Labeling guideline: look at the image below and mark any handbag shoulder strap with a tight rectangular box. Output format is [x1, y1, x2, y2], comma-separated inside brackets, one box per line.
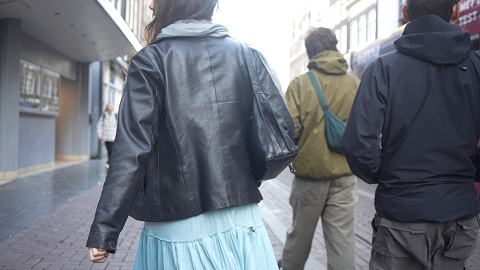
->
[307, 71, 329, 112]
[239, 42, 259, 90]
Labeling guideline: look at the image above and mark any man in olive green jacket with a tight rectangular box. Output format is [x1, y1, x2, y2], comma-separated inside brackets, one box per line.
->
[280, 27, 359, 270]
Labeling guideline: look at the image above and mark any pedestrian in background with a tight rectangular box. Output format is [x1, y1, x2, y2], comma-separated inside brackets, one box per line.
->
[86, 0, 282, 269]
[343, 0, 480, 269]
[96, 103, 117, 168]
[279, 27, 359, 270]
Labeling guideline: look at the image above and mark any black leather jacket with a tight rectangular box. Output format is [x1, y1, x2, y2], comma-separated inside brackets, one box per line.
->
[87, 36, 269, 252]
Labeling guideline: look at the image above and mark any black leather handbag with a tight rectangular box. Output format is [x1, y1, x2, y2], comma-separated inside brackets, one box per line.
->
[241, 43, 298, 182]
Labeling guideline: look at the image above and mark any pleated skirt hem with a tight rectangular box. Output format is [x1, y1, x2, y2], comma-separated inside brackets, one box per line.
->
[132, 204, 279, 270]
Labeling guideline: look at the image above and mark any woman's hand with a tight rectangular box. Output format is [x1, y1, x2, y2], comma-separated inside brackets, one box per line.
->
[88, 247, 110, 263]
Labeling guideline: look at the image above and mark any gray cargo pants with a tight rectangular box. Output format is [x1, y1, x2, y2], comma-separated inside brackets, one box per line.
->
[370, 214, 479, 270]
[281, 175, 358, 270]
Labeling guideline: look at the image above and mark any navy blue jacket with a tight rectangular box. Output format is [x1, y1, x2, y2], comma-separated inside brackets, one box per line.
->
[343, 15, 480, 222]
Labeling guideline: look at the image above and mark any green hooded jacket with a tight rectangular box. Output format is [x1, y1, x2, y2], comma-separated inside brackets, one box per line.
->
[286, 50, 360, 180]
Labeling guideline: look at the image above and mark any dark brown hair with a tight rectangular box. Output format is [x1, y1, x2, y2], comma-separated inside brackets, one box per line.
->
[406, 0, 460, 22]
[145, 0, 219, 44]
[304, 27, 338, 59]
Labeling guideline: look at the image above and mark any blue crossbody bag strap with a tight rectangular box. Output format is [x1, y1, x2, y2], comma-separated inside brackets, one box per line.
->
[307, 71, 329, 111]
[306, 70, 346, 154]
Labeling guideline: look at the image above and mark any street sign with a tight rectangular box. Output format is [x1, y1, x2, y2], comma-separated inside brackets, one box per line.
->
[458, 0, 480, 36]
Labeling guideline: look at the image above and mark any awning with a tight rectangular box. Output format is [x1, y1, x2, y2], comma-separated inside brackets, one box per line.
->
[0, 0, 143, 62]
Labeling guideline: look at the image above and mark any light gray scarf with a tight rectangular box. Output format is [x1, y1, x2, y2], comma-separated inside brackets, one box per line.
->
[156, 19, 229, 40]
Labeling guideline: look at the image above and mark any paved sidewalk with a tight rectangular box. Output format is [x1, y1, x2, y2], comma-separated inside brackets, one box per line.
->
[0, 161, 139, 270]
[1, 160, 480, 269]
[0, 184, 140, 270]
[0, 160, 285, 270]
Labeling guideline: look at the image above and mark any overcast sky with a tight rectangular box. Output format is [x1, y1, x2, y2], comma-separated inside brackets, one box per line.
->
[212, 0, 301, 90]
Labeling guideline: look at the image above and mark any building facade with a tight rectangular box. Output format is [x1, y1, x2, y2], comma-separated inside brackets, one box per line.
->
[290, 8, 313, 79]
[0, 0, 149, 183]
[349, 0, 479, 78]
[289, 0, 405, 79]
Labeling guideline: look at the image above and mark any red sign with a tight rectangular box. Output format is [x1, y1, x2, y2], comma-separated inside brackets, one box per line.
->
[458, 0, 480, 35]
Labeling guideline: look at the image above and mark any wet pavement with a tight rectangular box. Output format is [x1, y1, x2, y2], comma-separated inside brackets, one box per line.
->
[0, 159, 479, 269]
[0, 161, 105, 241]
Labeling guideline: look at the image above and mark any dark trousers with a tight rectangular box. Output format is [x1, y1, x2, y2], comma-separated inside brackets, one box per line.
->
[104, 141, 113, 164]
[370, 214, 479, 270]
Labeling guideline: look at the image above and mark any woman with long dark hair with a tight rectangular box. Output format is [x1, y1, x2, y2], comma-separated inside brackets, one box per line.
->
[86, 0, 283, 269]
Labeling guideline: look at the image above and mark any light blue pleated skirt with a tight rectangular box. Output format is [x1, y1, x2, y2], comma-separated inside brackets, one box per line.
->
[132, 203, 279, 270]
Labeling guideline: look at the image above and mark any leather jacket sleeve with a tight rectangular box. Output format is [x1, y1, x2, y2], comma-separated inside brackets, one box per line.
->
[86, 51, 162, 252]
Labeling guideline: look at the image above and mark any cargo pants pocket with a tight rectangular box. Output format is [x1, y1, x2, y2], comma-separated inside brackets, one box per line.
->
[444, 217, 479, 260]
[370, 215, 427, 270]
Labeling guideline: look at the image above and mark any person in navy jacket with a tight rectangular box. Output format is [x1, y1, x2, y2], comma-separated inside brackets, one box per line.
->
[343, 1, 480, 269]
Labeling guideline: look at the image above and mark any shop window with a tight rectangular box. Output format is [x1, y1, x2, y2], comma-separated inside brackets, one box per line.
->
[341, 25, 348, 53]
[19, 59, 60, 114]
[359, 15, 367, 46]
[20, 60, 42, 109]
[42, 70, 60, 113]
[335, 1, 342, 25]
[399, 0, 407, 25]
[350, 20, 358, 50]
[335, 29, 341, 50]
[367, 9, 377, 42]
[341, 0, 348, 21]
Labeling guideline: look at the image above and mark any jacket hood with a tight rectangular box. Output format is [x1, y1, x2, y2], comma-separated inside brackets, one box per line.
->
[394, 15, 471, 64]
[307, 50, 348, 75]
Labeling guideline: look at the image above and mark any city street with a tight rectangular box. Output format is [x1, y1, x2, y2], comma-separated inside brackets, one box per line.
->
[2, 1, 480, 269]
[0, 160, 479, 269]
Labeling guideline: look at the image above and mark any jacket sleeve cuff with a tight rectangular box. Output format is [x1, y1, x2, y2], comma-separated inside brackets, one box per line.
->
[86, 231, 118, 253]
